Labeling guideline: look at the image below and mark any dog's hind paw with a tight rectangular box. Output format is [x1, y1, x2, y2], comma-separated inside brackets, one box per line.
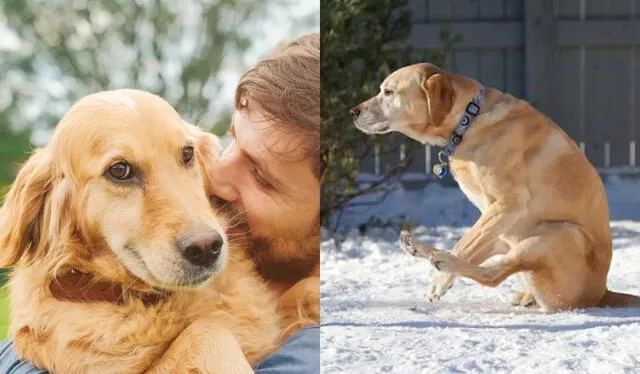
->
[511, 291, 537, 307]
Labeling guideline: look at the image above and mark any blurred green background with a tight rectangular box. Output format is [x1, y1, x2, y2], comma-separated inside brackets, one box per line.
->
[0, 0, 319, 340]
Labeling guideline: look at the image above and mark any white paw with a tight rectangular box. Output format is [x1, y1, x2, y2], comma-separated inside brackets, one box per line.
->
[511, 291, 537, 307]
[427, 274, 455, 302]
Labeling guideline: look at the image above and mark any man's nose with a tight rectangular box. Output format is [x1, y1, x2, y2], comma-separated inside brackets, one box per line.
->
[209, 154, 240, 202]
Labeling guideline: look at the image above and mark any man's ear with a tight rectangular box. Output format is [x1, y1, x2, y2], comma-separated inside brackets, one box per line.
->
[0, 149, 54, 267]
[421, 73, 454, 126]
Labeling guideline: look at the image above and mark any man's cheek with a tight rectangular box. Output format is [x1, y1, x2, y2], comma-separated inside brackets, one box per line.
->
[243, 194, 268, 223]
[250, 197, 283, 228]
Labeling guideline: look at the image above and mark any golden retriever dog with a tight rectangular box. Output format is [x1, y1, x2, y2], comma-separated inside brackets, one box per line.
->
[351, 63, 640, 311]
[0, 89, 285, 373]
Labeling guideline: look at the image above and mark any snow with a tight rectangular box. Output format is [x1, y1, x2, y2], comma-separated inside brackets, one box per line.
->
[321, 176, 640, 373]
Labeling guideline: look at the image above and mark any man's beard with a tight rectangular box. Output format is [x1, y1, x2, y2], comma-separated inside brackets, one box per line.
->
[215, 199, 319, 283]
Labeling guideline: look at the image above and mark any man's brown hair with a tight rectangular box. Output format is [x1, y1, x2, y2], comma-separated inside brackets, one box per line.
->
[235, 33, 320, 177]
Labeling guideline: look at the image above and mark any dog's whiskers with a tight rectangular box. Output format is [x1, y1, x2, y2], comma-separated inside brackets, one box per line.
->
[226, 230, 252, 237]
[227, 233, 252, 241]
[213, 199, 232, 215]
[227, 237, 251, 245]
[225, 208, 248, 226]
[118, 278, 139, 304]
[226, 213, 247, 224]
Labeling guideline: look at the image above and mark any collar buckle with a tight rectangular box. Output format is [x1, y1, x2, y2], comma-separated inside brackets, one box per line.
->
[466, 102, 480, 116]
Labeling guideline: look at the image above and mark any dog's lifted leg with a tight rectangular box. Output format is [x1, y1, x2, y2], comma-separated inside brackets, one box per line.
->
[399, 231, 456, 301]
[424, 208, 522, 302]
[399, 222, 512, 302]
[420, 246, 525, 289]
[409, 222, 590, 310]
[399, 230, 462, 272]
[399, 231, 463, 301]
[399, 230, 436, 258]
[400, 230, 508, 280]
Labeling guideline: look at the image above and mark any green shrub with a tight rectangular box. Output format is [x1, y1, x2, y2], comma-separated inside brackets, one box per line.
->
[320, 1, 458, 228]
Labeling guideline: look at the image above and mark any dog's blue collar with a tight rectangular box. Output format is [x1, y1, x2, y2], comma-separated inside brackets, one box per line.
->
[433, 86, 486, 178]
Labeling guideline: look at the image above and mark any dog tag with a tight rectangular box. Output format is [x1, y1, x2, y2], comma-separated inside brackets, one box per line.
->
[433, 164, 448, 178]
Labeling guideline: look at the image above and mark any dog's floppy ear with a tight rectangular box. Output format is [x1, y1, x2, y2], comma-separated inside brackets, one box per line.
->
[0, 149, 54, 267]
[421, 72, 454, 127]
[196, 131, 221, 196]
[185, 122, 221, 196]
[0, 148, 73, 268]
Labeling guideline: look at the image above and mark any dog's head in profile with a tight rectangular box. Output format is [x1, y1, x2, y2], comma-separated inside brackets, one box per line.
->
[0, 89, 226, 290]
[350, 63, 470, 145]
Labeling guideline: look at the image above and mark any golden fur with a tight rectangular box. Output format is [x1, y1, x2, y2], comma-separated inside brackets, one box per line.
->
[276, 271, 319, 341]
[352, 63, 640, 310]
[0, 89, 284, 373]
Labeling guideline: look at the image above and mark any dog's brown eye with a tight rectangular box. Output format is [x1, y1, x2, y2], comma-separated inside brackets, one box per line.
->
[108, 162, 132, 181]
[383, 89, 393, 96]
[182, 146, 194, 165]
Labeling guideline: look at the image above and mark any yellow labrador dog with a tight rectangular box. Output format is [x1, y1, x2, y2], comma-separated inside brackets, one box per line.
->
[351, 63, 640, 311]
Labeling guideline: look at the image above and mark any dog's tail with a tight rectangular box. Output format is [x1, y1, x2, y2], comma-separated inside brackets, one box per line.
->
[599, 289, 640, 308]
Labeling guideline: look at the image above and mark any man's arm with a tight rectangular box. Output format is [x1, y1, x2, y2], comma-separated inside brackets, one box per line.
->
[0, 340, 48, 374]
[255, 325, 320, 374]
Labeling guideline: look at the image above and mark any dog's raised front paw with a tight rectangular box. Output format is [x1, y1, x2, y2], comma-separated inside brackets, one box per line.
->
[427, 273, 455, 302]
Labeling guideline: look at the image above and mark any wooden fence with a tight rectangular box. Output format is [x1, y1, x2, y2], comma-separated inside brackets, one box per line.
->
[362, 0, 640, 186]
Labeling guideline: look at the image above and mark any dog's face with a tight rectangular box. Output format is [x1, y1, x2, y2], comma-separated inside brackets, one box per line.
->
[350, 63, 455, 144]
[0, 89, 227, 289]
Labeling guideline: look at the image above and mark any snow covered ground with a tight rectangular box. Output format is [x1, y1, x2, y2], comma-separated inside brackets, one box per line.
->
[321, 177, 640, 373]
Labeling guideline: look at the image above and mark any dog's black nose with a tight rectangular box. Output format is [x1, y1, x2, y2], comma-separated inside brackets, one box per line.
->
[181, 232, 223, 268]
[349, 107, 361, 119]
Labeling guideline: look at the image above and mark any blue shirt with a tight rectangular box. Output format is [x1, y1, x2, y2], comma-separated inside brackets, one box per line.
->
[0, 326, 319, 374]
